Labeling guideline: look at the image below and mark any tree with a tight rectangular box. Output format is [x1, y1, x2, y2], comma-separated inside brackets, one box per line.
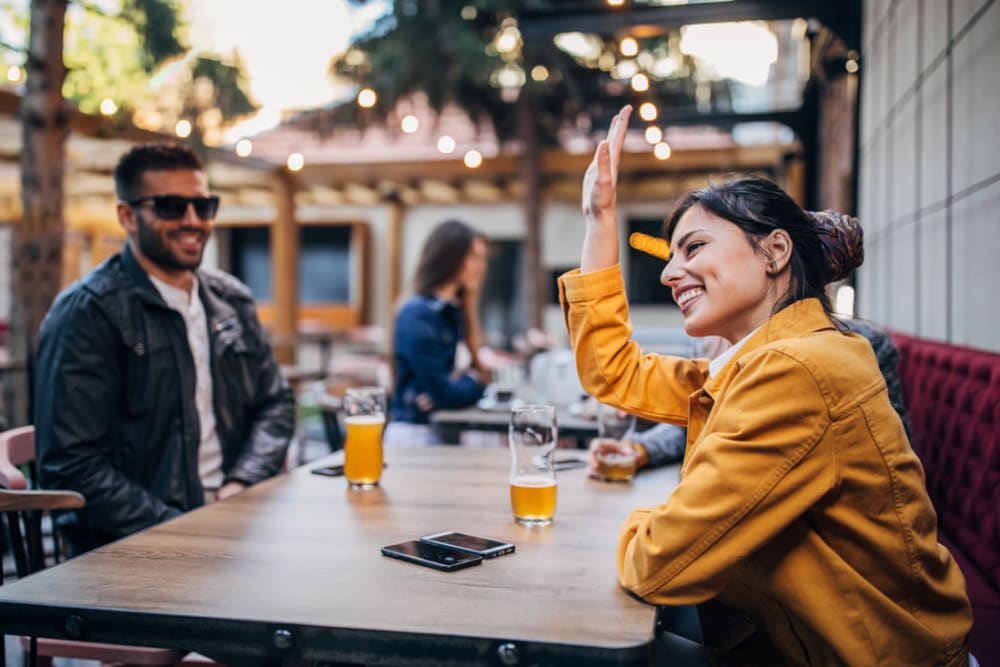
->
[306, 1, 715, 336]
[320, 0, 581, 333]
[8, 0, 255, 425]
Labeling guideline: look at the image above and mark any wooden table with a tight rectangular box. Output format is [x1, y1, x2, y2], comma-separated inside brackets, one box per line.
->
[431, 406, 599, 447]
[0, 447, 680, 666]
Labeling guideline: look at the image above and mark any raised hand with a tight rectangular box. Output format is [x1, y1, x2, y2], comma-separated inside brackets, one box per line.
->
[580, 105, 632, 273]
[582, 105, 632, 225]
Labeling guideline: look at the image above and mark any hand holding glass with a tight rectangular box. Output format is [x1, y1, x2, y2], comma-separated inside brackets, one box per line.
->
[594, 403, 638, 482]
[343, 386, 386, 488]
[508, 405, 558, 525]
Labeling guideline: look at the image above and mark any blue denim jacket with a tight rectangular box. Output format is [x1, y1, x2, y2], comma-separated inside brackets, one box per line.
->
[390, 295, 485, 423]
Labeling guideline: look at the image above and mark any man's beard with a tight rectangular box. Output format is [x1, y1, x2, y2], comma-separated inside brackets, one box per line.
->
[135, 210, 206, 272]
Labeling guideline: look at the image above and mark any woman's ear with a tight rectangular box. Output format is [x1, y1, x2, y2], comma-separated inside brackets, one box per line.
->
[763, 229, 793, 274]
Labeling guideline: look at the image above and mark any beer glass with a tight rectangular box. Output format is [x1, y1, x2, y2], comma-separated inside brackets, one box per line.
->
[596, 402, 636, 440]
[343, 386, 386, 488]
[508, 404, 558, 525]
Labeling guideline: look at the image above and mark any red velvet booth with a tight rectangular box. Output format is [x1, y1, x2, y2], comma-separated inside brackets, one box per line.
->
[892, 333, 1000, 664]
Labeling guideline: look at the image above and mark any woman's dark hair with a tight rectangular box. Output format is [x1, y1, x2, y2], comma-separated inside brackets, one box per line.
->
[663, 176, 832, 315]
[413, 220, 484, 296]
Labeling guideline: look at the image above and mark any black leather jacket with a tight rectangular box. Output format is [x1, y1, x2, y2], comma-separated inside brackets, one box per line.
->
[34, 244, 294, 554]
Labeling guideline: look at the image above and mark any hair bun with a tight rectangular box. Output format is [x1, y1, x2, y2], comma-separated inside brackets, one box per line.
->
[806, 210, 864, 282]
[628, 232, 670, 260]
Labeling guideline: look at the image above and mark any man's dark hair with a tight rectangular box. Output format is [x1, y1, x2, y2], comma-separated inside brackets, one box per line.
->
[113, 143, 204, 201]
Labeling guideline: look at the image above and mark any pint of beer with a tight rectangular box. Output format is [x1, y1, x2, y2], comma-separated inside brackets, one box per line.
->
[343, 387, 386, 488]
[509, 404, 558, 525]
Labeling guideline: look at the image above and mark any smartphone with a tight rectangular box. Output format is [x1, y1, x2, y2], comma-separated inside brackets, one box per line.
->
[381, 540, 483, 571]
[311, 462, 387, 477]
[554, 458, 587, 471]
[311, 464, 344, 477]
[419, 531, 515, 559]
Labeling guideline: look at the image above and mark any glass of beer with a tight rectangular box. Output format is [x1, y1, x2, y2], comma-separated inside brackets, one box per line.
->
[508, 404, 558, 525]
[596, 402, 636, 440]
[343, 386, 386, 489]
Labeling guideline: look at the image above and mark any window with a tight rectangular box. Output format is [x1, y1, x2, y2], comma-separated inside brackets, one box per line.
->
[226, 222, 368, 330]
[626, 218, 676, 307]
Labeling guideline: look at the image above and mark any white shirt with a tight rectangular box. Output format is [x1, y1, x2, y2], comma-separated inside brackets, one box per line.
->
[708, 327, 759, 378]
[148, 274, 224, 493]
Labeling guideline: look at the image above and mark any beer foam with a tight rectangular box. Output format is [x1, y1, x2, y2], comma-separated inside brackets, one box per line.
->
[511, 475, 557, 488]
[344, 414, 386, 425]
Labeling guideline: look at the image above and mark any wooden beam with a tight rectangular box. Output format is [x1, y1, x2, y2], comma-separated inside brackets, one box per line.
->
[270, 169, 298, 366]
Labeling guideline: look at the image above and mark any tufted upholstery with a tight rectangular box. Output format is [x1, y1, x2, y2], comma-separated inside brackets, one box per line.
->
[892, 333, 1000, 664]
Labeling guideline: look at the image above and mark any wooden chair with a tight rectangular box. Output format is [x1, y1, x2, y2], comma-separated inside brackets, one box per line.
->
[0, 425, 197, 666]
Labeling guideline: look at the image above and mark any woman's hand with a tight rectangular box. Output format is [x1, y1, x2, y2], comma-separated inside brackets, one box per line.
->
[587, 437, 636, 478]
[582, 105, 632, 224]
[581, 105, 632, 273]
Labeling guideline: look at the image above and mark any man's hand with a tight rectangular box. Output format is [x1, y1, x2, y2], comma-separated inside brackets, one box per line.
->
[216, 481, 248, 501]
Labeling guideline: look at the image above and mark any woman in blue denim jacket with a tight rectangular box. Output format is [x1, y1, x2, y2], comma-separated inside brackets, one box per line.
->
[384, 220, 489, 446]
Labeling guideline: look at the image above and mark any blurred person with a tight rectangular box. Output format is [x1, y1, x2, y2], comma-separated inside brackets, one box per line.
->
[34, 143, 294, 556]
[384, 220, 489, 446]
[560, 105, 972, 665]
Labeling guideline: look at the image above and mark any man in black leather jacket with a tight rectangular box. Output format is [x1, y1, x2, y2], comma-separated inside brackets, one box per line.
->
[34, 143, 294, 555]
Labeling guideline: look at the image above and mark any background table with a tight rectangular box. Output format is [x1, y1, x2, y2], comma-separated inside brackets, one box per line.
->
[431, 406, 599, 447]
[0, 447, 681, 666]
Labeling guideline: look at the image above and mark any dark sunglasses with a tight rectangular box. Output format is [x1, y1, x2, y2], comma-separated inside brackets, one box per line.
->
[128, 195, 220, 221]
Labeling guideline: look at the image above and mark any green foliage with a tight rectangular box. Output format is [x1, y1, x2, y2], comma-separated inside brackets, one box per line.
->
[192, 55, 258, 121]
[121, 0, 185, 72]
[328, 0, 565, 144]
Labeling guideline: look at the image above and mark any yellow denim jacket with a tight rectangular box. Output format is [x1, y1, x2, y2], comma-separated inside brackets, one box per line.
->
[559, 265, 972, 666]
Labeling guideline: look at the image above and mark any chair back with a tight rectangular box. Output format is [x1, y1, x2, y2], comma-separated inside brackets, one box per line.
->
[0, 425, 33, 490]
[0, 427, 196, 667]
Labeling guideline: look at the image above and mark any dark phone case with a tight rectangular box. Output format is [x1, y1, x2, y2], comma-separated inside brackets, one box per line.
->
[381, 540, 483, 571]
[419, 532, 516, 559]
[311, 465, 344, 477]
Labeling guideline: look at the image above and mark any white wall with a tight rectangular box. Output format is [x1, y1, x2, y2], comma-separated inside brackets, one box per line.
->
[858, 0, 1000, 351]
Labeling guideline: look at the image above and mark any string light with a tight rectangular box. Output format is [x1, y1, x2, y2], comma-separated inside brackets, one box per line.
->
[99, 98, 117, 116]
[287, 153, 305, 171]
[606, 0, 625, 6]
[654, 141, 672, 160]
[644, 126, 663, 144]
[401, 114, 419, 133]
[357, 88, 377, 108]
[437, 136, 456, 154]
[463, 150, 483, 168]
[630, 73, 649, 92]
[235, 139, 253, 157]
[531, 65, 549, 81]
[638, 102, 658, 122]
[6, 65, 21, 82]
[619, 37, 638, 57]
[175, 120, 192, 138]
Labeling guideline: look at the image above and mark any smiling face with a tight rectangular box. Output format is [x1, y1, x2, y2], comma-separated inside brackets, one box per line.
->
[661, 205, 788, 343]
[118, 169, 213, 290]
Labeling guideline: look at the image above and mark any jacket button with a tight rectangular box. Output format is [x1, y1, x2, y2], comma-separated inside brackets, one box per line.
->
[133, 343, 145, 356]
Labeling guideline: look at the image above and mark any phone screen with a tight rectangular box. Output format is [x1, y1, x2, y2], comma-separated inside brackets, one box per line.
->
[381, 540, 483, 571]
[420, 532, 515, 558]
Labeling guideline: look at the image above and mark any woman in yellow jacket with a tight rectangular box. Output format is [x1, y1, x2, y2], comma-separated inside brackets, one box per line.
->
[559, 106, 973, 666]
